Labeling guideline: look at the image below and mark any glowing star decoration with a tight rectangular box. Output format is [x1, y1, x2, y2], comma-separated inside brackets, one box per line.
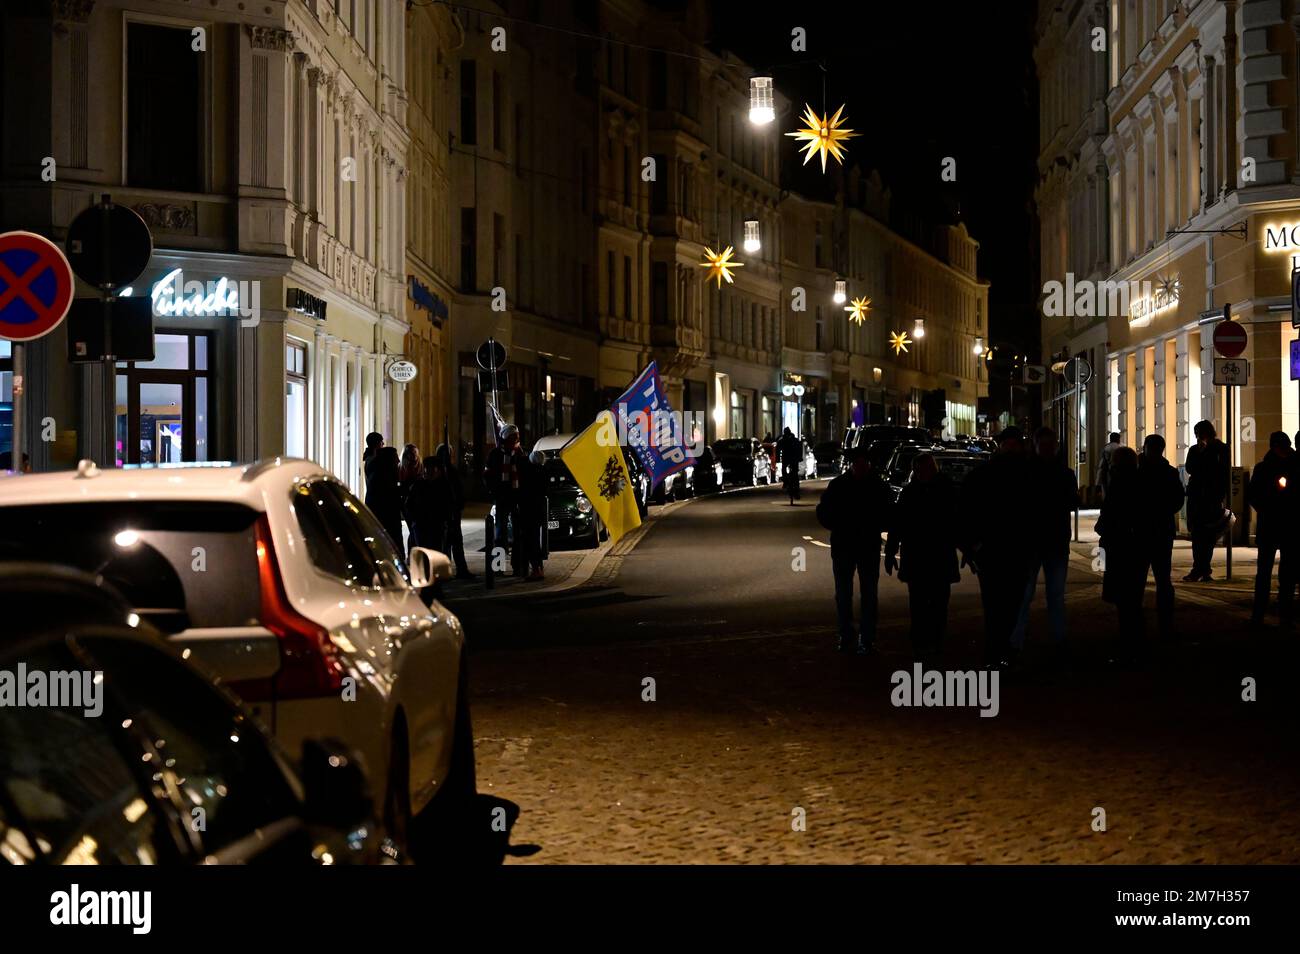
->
[699, 245, 744, 288]
[889, 330, 912, 355]
[845, 296, 871, 325]
[785, 104, 859, 172]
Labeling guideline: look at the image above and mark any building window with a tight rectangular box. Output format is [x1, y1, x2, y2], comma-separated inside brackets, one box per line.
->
[730, 389, 748, 439]
[286, 340, 308, 458]
[492, 70, 503, 151]
[815, 306, 825, 352]
[126, 23, 202, 192]
[515, 234, 525, 308]
[460, 207, 477, 291]
[514, 103, 525, 176]
[623, 256, 632, 319]
[459, 60, 477, 146]
[492, 213, 504, 286]
[651, 262, 668, 325]
[607, 251, 616, 315]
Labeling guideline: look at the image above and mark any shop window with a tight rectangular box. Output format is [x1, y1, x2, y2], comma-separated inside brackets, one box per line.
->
[286, 340, 308, 458]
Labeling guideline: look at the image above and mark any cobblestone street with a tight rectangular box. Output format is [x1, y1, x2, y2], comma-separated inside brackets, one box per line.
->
[453, 483, 1300, 864]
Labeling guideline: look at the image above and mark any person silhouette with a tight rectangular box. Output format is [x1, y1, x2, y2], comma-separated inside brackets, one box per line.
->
[885, 452, 961, 661]
[1135, 434, 1185, 638]
[816, 443, 891, 654]
[1248, 432, 1296, 627]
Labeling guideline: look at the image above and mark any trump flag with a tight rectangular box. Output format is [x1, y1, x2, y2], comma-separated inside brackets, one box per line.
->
[611, 361, 690, 492]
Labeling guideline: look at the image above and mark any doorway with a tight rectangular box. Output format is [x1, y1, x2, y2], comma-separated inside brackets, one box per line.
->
[115, 332, 212, 466]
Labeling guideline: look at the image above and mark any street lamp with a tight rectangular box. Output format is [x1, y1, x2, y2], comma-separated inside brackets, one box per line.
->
[912, 319, 925, 340]
[743, 219, 761, 254]
[972, 336, 985, 355]
[833, 279, 846, 304]
[749, 77, 775, 125]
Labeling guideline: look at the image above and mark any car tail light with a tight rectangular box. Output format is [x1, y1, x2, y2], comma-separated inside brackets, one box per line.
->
[231, 516, 346, 702]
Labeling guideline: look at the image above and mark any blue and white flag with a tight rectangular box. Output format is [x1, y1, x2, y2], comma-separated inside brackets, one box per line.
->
[609, 362, 691, 492]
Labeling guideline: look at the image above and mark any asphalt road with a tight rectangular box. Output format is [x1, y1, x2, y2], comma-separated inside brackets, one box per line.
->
[449, 480, 1300, 864]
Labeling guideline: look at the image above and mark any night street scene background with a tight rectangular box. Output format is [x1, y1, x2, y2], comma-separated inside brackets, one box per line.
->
[0, 0, 1298, 935]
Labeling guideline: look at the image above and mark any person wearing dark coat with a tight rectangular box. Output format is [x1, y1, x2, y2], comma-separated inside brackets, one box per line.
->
[960, 426, 1034, 669]
[398, 443, 422, 553]
[436, 442, 474, 578]
[484, 424, 529, 577]
[1248, 432, 1296, 626]
[776, 427, 802, 503]
[816, 443, 892, 654]
[404, 456, 454, 560]
[1183, 420, 1230, 581]
[1099, 446, 1147, 656]
[516, 450, 549, 581]
[1011, 427, 1077, 653]
[1135, 434, 1186, 637]
[365, 445, 405, 553]
[362, 432, 384, 487]
[885, 453, 961, 659]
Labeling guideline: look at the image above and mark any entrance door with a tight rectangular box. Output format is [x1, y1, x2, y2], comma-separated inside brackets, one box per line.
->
[115, 332, 211, 466]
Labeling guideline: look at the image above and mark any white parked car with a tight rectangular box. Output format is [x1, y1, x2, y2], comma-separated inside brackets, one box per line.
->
[0, 458, 473, 858]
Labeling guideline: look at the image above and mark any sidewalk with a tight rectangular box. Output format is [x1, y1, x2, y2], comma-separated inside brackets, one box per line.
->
[438, 497, 689, 602]
[1069, 507, 1260, 609]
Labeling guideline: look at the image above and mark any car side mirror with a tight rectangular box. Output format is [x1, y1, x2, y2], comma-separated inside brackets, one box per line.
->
[301, 738, 372, 829]
[408, 545, 454, 589]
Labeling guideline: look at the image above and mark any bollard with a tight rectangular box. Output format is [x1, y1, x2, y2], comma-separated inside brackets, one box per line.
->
[484, 512, 495, 590]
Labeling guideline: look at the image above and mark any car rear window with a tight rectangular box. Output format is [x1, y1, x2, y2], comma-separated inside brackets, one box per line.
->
[0, 503, 262, 634]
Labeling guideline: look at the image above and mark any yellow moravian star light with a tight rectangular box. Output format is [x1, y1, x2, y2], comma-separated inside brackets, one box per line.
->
[785, 104, 859, 172]
[845, 296, 871, 325]
[699, 245, 744, 287]
[889, 330, 912, 355]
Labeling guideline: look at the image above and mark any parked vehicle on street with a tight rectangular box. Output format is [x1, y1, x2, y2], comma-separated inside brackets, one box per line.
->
[884, 442, 940, 499]
[0, 565, 382, 865]
[840, 425, 932, 472]
[535, 456, 607, 549]
[0, 459, 474, 861]
[533, 434, 650, 517]
[691, 446, 726, 493]
[813, 441, 842, 477]
[713, 438, 773, 486]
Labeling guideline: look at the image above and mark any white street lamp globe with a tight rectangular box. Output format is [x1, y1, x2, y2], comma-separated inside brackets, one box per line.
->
[833, 279, 847, 304]
[973, 336, 985, 355]
[913, 319, 925, 339]
[749, 77, 775, 125]
[743, 219, 761, 254]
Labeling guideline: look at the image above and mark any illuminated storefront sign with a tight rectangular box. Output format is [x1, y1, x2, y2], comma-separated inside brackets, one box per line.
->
[1129, 277, 1179, 327]
[1263, 221, 1300, 253]
[147, 268, 260, 326]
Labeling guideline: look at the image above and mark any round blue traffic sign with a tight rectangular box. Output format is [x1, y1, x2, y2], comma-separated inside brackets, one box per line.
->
[0, 231, 74, 341]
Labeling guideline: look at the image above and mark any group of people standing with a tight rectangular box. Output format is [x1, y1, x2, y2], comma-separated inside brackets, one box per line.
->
[817, 416, 1297, 669]
[483, 424, 550, 581]
[361, 432, 473, 580]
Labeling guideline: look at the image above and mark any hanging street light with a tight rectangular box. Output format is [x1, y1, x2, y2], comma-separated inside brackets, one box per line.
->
[972, 336, 985, 355]
[743, 219, 761, 254]
[912, 318, 925, 339]
[749, 77, 775, 125]
[833, 279, 847, 304]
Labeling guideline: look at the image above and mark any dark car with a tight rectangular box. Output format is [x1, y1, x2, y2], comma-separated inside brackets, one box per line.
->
[813, 441, 841, 477]
[653, 463, 697, 504]
[0, 564, 382, 865]
[884, 442, 938, 498]
[713, 438, 773, 486]
[892, 449, 986, 502]
[537, 457, 606, 549]
[691, 446, 726, 493]
[841, 425, 932, 472]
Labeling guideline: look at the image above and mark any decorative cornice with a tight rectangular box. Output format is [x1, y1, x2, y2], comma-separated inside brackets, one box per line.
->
[52, 0, 94, 24]
[246, 25, 295, 53]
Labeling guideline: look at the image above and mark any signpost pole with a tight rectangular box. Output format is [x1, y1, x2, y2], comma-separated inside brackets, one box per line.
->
[10, 342, 23, 471]
[1225, 383, 1233, 583]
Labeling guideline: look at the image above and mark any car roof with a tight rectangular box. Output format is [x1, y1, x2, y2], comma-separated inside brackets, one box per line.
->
[532, 433, 575, 454]
[0, 458, 330, 509]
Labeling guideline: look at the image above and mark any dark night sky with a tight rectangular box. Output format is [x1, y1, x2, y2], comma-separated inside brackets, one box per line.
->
[697, 0, 1042, 353]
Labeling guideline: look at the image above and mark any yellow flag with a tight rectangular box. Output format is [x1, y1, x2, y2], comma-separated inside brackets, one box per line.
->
[559, 412, 642, 545]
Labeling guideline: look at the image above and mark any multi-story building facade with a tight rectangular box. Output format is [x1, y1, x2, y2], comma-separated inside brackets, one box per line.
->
[782, 171, 988, 443]
[1038, 0, 1300, 503]
[404, 0, 460, 458]
[4, 0, 409, 494]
